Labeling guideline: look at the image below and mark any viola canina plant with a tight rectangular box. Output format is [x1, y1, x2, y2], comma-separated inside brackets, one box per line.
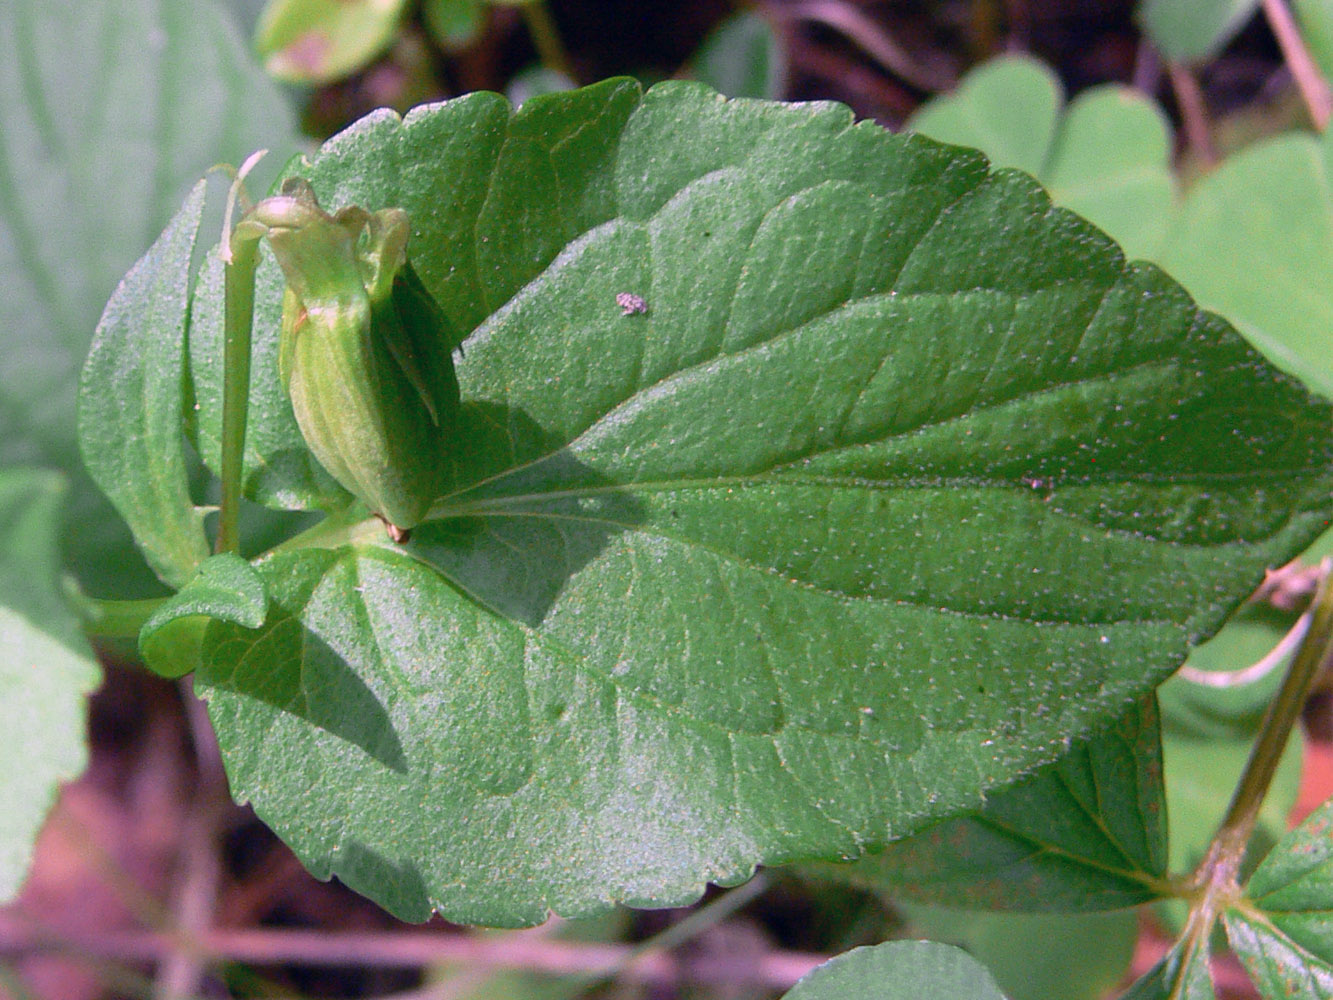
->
[54, 73, 1333, 997]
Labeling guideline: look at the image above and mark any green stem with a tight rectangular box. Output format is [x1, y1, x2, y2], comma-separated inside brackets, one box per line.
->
[521, 1, 575, 80]
[1189, 560, 1333, 901]
[1220, 561, 1333, 843]
[217, 235, 259, 555]
[65, 584, 168, 640]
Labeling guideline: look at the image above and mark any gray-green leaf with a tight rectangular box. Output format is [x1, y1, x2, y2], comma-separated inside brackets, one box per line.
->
[1138, 0, 1260, 62]
[691, 11, 787, 100]
[908, 55, 1177, 260]
[0, 469, 101, 901]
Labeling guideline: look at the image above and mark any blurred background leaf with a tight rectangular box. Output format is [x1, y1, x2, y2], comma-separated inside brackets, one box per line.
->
[0, 0, 300, 598]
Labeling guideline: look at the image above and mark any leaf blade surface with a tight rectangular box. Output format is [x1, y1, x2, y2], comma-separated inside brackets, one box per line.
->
[188, 81, 1333, 923]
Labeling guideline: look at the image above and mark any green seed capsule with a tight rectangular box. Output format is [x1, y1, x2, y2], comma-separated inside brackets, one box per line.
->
[255, 178, 460, 535]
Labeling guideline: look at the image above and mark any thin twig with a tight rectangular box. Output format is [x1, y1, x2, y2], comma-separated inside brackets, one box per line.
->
[0, 920, 828, 992]
[152, 683, 229, 1000]
[776, 1, 954, 92]
[520, 1, 575, 81]
[1132, 37, 1163, 96]
[1168, 61, 1218, 168]
[1262, 0, 1333, 130]
[1177, 609, 1311, 689]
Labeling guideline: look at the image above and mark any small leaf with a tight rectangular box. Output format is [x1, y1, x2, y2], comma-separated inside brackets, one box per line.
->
[0, 469, 101, 901]
[78, 181, 210, 590]
[802, 698, 1169, 912]
[1138, 0, 1260, 62]
[898, 906, 1138, 1000]
[691, 11, 787, 100]
[255, 0, 409, 84]
[1227, 795, 1333, 995]
[139, 553, 268, 679]
[506, 66, 577, 107]
[910, 56, 1062, 178]
[908, 55, 1177, 259]
[1120, 938, 1217, 999]
[779, 940, 1006, 1000]
[1225, 908, 1333, 997]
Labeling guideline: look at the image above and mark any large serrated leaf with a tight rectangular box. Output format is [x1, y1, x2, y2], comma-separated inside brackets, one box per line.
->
[0, 470, 100, 901]
[184, 80, 1333, 924]
[0, 0, 298, 598]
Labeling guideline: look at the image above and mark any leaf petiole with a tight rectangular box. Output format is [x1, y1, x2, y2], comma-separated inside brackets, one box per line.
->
[215, 151, 268, 556]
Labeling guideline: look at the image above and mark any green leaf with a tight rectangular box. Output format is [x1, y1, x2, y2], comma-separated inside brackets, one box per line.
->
[1294, 0, 1333, 81]
[1226, 795, 1333, 994]
[0, 0, 299, 598]
[139, 553, 268, 679]
[0, 469, 101, 901]
[423, 0, 485, 51]
[1120, 938, 1217, 999]
[800, 698, 1168, 912]
[1158, 604, 1296, 739]
[691, 11, 786, 100]
[909, 56, 1061, 178]
[255, 0, 409, 84]
[78, 181, 210, 590]
[1138, 0, 1260, 62]
[898, 906, 1138, 1000]
[1225, 908, 1333, 997]
[185, 80, 1333, 923]
[1159, 130, 1333, 399]
[779, 940, 1006, 1000]
[908, 55, 1176, 260]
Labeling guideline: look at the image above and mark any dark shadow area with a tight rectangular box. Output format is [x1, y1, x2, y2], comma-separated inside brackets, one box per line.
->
[406, 401, 648, 628]
[208, 603, 409, 774]
[330, 839, 434, 924]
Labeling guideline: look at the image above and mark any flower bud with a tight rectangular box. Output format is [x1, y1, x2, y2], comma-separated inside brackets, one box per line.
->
[255, 178, 460, 535]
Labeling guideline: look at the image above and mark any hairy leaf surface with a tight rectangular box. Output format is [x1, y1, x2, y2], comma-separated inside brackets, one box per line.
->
[804, 698, 1168, 911]
[183, 81, 1333, 923]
